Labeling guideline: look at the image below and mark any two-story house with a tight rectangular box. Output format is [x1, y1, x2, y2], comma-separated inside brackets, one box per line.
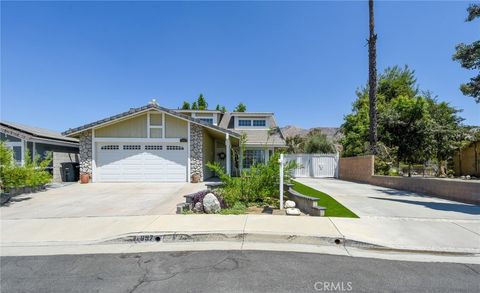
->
[62, 101, 286, 182]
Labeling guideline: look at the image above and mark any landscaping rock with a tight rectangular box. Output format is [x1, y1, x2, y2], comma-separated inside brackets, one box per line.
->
[193, 202, 204, 213]
[203, 193, 221, 214]
[286, 208, 301, 216]
[285, 200, 296, 208]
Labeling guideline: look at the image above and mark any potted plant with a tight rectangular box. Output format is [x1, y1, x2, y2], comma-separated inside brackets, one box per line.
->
[80, 173, 90, 184]
[191, 174, 201, 183]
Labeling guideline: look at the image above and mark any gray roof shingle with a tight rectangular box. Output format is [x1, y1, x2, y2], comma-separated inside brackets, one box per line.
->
[1, 121, 79, 143]
[62, 103, 240, 138]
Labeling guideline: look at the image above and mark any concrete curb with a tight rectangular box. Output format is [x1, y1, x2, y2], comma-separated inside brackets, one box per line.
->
[4, 231, 477, 257]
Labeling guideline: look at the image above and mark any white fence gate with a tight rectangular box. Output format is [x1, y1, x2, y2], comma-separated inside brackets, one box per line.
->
[284, 153, 339, 178]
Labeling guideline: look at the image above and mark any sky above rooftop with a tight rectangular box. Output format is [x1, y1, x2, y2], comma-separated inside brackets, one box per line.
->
[1, 1, 479, 132]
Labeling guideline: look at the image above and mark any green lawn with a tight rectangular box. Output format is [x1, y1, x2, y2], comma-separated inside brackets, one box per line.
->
[291, 180, 359, 218]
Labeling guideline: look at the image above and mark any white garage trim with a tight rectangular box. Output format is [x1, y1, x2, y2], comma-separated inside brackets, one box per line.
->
[93, 137, 181, 143]
[92, 129, 96, 182]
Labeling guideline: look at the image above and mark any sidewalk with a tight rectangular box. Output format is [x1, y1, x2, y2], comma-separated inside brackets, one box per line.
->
[2, 214, 479, 263]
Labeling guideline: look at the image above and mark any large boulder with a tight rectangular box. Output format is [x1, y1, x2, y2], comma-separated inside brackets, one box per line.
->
[285, 200, 296, 208]
[203, 193, 221, 214]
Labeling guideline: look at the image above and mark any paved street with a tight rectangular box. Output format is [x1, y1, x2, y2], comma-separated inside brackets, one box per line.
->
[1, 251, 479, 293]
[1, 182, 204, 219]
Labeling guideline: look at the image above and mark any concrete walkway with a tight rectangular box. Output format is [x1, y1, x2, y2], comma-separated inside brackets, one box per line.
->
[2, 214, 479, 263]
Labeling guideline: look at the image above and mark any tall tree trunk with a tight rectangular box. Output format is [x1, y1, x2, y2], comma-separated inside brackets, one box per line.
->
[368, 0, 378, 155]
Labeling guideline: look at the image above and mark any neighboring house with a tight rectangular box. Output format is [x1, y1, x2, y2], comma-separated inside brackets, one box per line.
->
[0, 121, 80, 182]
[453, 140, 480, 177]
[62, 101, 286, 183]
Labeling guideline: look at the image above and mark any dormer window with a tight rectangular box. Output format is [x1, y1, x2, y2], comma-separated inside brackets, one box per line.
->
[199, 118, 214, 124]
[253, 120, 266, 127]
[236, 118, 268, 128]
[238, 119, 252, 127]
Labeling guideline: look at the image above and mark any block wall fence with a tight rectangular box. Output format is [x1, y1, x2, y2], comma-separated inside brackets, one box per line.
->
[338, 155, 480, 205]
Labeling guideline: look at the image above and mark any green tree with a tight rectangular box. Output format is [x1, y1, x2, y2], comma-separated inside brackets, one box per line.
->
[341, 66, 418, 157]
[425, 94, 464, 176]
[452, 3, 480, 103]
[234, 102, 247, 112]
[285, 135, 305, 154]
[341, 66, 464, 176]
[191, 101, 198, 110]
[215, 104, 227, 113]
[181, 101, 191, 110]
[197, 94, 208, 110]
[379, 95, 432, 175]
[304, 131, 335, 154]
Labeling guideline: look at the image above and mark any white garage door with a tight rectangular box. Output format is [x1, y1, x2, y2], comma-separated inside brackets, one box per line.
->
[95, 142, 188, 182]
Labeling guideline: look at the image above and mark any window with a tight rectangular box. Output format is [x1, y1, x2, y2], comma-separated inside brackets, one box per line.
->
[199, 118, 214, 124]
[149, 114, 163, 126]
[150, 128, 162, 138]
[167, 145, 184, 151]
[145, 145, 162, 150]
[12, 146, 22, 163]
[100, 145, 119, 150]
[238, 119, 252, 127]
[253, 120, 266, 127]
[123, 145, 141, 150]
[243, 150, 265, 169]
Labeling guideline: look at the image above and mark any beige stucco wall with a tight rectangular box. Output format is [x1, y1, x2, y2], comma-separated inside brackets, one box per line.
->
[165, 114, 188, 138]
[95, 114, 148, 138]
[203, 130, 215, 179]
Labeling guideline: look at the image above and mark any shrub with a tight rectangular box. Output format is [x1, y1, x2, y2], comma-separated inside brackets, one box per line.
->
[207, 152, 298, 206]
[0, 142, 52, 191]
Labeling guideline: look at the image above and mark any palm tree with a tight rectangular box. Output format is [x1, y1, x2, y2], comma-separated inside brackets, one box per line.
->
[368, 0, 378, 155]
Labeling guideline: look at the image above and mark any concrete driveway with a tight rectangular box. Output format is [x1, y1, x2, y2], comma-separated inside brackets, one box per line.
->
[1, 182, 205, 219]
[296, 178, 480, 220]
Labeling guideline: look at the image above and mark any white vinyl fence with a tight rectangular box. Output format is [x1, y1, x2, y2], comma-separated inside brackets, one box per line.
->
[284, 153, 339, 178]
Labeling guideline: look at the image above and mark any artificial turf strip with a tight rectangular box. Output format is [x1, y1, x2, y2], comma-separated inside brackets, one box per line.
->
[291, 180, 359, 218]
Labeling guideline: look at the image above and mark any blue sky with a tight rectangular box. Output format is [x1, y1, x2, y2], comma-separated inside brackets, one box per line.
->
[1, 1, 479, 132]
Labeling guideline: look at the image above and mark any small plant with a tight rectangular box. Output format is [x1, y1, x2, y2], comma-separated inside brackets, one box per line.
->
[219, 202, 246, 215]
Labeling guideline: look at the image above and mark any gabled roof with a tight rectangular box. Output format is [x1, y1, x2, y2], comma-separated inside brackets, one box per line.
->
[1, 120, 79, 144]
[218, 112, 286, 146]
[62, 103, 240, 138]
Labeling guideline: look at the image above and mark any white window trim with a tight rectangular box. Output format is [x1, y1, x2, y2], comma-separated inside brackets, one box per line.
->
[192, 112, 217, 126]
[147, 112, 164, 138]
[234, 117, 269, 130]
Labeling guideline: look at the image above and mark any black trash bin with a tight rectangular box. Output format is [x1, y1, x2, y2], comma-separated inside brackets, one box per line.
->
[61, 162, 80, 182]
